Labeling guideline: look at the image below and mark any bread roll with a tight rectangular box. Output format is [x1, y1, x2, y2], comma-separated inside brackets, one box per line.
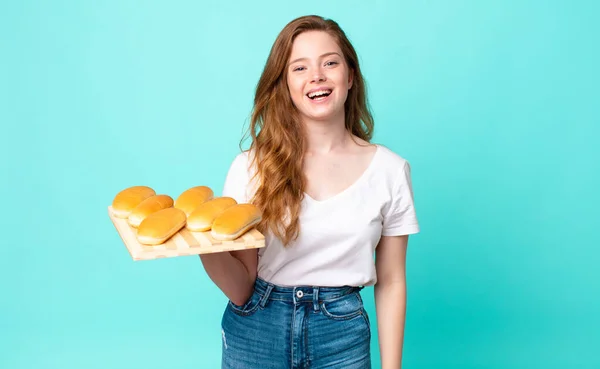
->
[211, 203, 262, 241]
[136, 207, 187, 245]
[187, 197, 237, 232]
[112, 186, 156, 218]
[127, 194, 174, 228]
[174, 186, 214, 217]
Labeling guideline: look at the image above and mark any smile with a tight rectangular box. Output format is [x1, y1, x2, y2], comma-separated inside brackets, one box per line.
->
[306, 89, 333, 100]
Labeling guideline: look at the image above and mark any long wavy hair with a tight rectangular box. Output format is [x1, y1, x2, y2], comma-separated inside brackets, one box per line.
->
[241, 15, 374, 246]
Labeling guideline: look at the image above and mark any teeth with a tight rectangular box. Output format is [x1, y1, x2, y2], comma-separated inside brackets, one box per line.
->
[308, 89, 332, 98]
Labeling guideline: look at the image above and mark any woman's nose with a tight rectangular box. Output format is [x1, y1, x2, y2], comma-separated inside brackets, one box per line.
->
[312, 69, 326, 82]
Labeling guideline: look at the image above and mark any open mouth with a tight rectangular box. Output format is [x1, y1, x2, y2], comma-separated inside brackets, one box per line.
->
[306, 89, 333, 100]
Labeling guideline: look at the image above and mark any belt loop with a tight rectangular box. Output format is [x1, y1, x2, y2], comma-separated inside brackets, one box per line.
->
[313, 287, 320, 311]
[259, 283, 274, 308]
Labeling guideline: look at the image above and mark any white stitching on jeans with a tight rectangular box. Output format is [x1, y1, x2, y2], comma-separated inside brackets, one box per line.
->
[222, 329, 228, 349]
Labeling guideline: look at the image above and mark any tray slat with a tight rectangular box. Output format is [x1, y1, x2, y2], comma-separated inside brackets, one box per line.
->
[108, 206, 265, 260]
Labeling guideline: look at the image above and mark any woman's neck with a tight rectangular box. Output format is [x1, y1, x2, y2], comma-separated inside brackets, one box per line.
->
[302, 115, 350, 155]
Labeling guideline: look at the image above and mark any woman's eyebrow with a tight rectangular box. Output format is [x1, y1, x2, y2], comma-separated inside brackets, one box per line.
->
[289, 52, 341, 65]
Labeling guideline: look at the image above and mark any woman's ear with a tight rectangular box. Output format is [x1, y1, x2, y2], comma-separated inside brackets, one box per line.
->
[348, 69, 354, 89]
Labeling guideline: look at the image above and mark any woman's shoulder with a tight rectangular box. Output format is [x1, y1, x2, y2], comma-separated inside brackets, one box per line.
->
[226, 148, 259, 183]
[228, 149, 253, 169]
[231, 148, 251, 161]
[372, 143, 411, 172]
[222, 149, 259, 202]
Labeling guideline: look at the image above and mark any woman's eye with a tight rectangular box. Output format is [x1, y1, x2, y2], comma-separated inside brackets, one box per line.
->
[326, 61, 338, 66]
[293, 66, 305, 72]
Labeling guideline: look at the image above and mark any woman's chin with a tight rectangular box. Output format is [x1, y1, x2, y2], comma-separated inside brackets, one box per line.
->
[299, 106, 343, 123]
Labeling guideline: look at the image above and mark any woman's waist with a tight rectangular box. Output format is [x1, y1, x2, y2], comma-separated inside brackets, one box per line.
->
[253, 276, 363, 303]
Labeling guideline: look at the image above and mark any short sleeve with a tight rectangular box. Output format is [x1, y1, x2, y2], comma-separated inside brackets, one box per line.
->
[221, 152, 251, 204]
[382, 160, 420, 236]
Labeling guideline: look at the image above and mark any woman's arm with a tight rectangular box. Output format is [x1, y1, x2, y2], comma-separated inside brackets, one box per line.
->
[374, 234, 409, 369]
[199, 248, 258, 306]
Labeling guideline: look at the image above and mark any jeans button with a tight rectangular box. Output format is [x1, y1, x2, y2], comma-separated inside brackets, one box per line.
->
[296, 290, 304, 298]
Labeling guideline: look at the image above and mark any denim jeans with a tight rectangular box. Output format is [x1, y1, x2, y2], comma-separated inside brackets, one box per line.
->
[220, 277, 372, 369]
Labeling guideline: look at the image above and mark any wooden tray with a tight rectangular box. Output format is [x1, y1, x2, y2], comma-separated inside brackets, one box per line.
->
[108, 206, 265, 261]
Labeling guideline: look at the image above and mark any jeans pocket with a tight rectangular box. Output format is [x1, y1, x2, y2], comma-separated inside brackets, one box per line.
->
[227, 290, 262, 317]
[320, 292, 364, 320]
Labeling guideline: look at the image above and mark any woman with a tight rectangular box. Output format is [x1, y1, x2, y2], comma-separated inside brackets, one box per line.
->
[200, 15, 420, 369]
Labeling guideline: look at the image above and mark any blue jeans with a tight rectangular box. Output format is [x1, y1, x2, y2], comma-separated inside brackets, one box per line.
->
[220, 277, 372, 369]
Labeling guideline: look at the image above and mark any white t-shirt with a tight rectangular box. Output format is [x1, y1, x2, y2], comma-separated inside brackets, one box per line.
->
[221, 143, 420, 287]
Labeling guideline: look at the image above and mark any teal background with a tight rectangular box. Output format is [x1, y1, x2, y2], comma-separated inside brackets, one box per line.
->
[2, 0, 599, 368]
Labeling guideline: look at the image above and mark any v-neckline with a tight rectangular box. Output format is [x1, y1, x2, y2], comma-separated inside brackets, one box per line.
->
[303, 144, 380, 205]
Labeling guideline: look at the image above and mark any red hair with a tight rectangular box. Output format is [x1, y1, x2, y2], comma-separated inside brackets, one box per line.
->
[242, 15, 374, 245]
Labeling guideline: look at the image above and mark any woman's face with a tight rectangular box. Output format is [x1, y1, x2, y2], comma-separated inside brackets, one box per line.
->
[286, 31, 353, 124]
